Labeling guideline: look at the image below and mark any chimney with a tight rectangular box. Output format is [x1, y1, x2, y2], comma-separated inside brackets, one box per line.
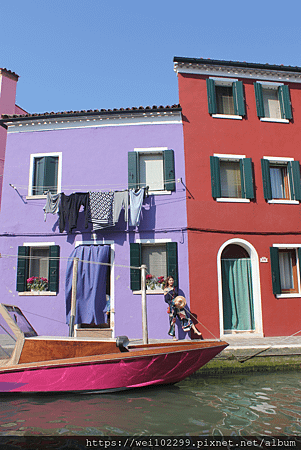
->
[0, 68, 19, 115]
[0, 68, 20, 209]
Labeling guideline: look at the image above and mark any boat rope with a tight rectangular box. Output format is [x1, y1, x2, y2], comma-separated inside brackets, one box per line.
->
[183, 306, 219, 340]
[235, 328, 301, 363]
[20, 309, 67, 325]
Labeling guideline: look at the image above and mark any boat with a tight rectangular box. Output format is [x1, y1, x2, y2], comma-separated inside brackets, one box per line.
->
[0, 303, 228, 394]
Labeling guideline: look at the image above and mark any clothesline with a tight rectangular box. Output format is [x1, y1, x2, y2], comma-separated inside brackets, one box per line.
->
[9, 180, 179, 191]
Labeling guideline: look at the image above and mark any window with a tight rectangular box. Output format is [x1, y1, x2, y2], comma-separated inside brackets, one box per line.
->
[130, 242, 178, 291]
[128, 149, 175, 193]
[29, 153, 61, 197]
[16, 244, 60, 293]
[206, 78, 245, 118]
[215, 86, 235, 115]
[29, 247, 49, 280]
[139, 153, 164, 191]
[210, 155, 254, 201]
[254, 82, 292, 121]
[142, 244, 167, 283]
[270, 247, 301, 296]
[261, 158, 301, 202]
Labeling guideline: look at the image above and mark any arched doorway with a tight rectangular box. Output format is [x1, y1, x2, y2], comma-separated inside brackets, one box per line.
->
[221, 244, 255, 333]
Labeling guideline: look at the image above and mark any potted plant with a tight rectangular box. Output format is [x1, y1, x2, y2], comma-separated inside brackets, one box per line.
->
[27, 276, 49, 292]
[146, 274, 165, 290]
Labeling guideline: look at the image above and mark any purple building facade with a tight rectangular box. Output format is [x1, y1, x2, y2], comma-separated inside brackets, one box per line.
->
[0, 106, 190, 340]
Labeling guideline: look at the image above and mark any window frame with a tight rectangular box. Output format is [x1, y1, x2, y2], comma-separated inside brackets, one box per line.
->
[17, 242, 59, 296]
[138, 150, 165, 194]
[261, 156, 301, 204]
[27, 152, 62, 199]
[128, 148, 175, 195]
[130, 239, 178, 294]
[207, 77, 245, 120]
[254, 81, 292, 123]
[270, 245, 301, 298]
[211, 154, 254, 202]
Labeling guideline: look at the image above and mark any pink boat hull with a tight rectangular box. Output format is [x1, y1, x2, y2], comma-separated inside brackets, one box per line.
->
[0, 345, 226, 394]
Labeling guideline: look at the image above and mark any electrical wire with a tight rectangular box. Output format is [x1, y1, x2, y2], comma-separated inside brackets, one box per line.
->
[0, 253, 141, 270]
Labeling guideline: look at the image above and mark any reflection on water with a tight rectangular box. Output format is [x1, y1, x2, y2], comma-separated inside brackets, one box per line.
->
[0, 372, 300, 436]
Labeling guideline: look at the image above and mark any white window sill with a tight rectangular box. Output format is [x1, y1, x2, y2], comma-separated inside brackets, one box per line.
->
[268, 200, 299, 204]
[216, 198, 250, 203]
[149, 190, 172, 195]
[133, 290, 164, 295]
[18, 291, 57, 296]
[276, 293, 301, 298]
[212, 114, 242, 120]
[26, 195, 48, 200]
[260, 118, 289, 123]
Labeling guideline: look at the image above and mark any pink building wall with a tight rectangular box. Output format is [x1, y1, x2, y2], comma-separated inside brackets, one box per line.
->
[0, 69, 26, 207]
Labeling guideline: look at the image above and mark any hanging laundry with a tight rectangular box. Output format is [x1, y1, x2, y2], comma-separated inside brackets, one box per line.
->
[59, 192, 89, 233]
[113, 191, 128, 223]
[129, 188, 145, 227]
[43, 192, 61, 221]
[88, 191, 114, 231]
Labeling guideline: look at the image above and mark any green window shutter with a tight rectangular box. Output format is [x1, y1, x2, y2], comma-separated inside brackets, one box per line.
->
[33, 157, 46, 195]
[128, 152, 139, 190]
[270, 247, 281, 295]
[44, 156, 58, 194]
[233, 81, 245, 116]
[288, 161, 301, 201]
[16, 246, 29, 292]
[278, 85, 292, 120]
[163, 150, 175, 191]
[130, 243, 141, 290]
[254, 82, 265, 118]
[206, 79, 217, 115]
[298, 248, 301, 285]
[48, 245, 60, 292]
[166, 242, 178, 287]
[240, 158, 254, 199]
[261, 159, 272, 200]
[210, 156, 221, 199]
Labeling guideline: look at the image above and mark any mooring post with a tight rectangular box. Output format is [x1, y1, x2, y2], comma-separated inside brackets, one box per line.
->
[69, 257, 79, 337]
[140, 264, 148, 345]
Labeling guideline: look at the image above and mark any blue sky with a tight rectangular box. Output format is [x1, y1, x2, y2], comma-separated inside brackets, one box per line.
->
[2, 0, 301, 114]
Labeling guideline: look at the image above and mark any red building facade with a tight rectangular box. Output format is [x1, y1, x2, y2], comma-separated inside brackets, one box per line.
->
[174, 57, 301, 338]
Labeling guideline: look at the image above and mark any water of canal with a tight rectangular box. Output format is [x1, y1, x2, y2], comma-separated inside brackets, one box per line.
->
[0, 371, 300, 437]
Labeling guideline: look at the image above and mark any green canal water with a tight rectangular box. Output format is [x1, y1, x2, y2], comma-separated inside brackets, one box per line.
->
[0, 371, 300, 437]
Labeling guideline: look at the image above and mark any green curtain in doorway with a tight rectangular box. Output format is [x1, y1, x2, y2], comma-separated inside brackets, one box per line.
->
[221, 259, 255, 331]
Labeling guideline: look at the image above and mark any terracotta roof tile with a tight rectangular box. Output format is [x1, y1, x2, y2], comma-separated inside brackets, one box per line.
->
[1, 104, 181, 122]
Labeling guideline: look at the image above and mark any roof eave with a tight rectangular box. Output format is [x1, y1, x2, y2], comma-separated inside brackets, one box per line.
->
[173, 56, 301, 74]
[0, 104, 182, 129]
[0, 104, 182, 128]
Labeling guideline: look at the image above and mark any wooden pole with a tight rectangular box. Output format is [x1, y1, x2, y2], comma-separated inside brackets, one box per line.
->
[69, 257, 79, 337]
[141, 264, 148, 344]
